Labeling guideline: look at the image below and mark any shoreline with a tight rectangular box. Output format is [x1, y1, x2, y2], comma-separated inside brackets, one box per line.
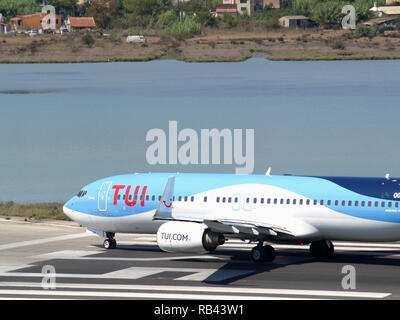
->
[2, 28, 400, 63]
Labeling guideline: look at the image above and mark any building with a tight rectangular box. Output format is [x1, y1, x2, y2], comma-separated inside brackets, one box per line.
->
[0, 13, 11, 34]
[66, 17, 96, 31]
[10, 12, 62, 31]
[77, 0, 120, 5]
[216, 3, 239, 17]
[370, 3, 400, 15]
[278, 15, 312, 28]
[220, 0, 281, 16]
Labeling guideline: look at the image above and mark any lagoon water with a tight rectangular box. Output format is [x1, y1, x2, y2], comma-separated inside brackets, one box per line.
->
[1, 58, 400, 203]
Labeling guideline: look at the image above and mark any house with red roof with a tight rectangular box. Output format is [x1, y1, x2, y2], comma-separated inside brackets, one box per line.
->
[66, 17, 96, 32]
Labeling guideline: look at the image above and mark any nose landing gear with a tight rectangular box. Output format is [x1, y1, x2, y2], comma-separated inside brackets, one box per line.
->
[103, 232, 117, 249]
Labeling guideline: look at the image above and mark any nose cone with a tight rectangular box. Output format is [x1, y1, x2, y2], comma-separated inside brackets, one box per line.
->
[63, 197, 75, 220]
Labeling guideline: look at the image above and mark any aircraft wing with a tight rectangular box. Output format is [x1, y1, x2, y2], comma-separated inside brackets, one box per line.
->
[153, 175, 320, 240]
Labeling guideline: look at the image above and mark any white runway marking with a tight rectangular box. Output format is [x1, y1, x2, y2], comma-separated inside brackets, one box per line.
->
[30, 250, 225, 262]
[0, 233, 90, 251]
[0, 267, 255, 282]
[103, 266, 254, 282]
[0, 282, 391, 299]
[0, 289, 319, 300]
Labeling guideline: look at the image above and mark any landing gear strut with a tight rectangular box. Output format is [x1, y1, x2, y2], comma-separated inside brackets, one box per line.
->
[309, 240, 334, 258]
[250, 242, 276, 263]
[103, 232, 117, 249]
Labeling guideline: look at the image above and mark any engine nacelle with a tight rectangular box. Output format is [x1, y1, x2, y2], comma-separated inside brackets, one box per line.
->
[157, 221, 225, 253]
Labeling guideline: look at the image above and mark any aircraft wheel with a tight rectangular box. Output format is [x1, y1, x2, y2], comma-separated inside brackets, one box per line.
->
[251, 245, 276, 263]
[262, 245, 276, 262]
[309, 240, 334, 258]
[104, 238, 117, 250]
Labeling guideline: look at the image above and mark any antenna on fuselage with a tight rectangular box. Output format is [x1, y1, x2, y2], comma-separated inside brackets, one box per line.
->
[265, 167, 272, 176]
[385, 173, 390, 180]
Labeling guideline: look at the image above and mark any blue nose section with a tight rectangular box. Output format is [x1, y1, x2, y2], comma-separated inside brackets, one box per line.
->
[63, 197, 76, 218]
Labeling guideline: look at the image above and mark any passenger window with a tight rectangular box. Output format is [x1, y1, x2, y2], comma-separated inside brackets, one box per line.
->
[204, 196, 207, 202]
[320, 200, 324, 205]
[313, 200, 317, 205]
[299, 199, 303, 205]
[216, 197, 220, 203]
[342, 200, 346, 206]
[228, 197, 232, 203]
[286, 199, 290, 205]
[118, 194, 121, 200]
[396, 202, 399, 208]
[355, 201, 359, 207]
[327, 200, 331, 206]
[381, 202, 385, 207]
[361, 201, 365, 207]
[368, 201, 372, 207]
[260, 198, 264, 204]
[293, 199, 296, 205]
[222, 197, 226, 203]
[280, 199, 284, 205]
[253, 198, 257, 204]
[191, 196, 194, 202]
[348, 200, 352, 206]
[335, 200, 339, 206]
[306, 200, 310, 205]
[184, 196, 188, 202]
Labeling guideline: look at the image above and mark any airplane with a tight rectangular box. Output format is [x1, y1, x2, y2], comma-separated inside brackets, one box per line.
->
[63, 172, 400, 262]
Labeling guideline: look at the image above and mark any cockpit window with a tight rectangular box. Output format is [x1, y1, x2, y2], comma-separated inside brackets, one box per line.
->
[77, 190, 87, 198]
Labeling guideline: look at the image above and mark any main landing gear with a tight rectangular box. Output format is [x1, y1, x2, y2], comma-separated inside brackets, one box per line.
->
[250, 242, 276, 263]
[249, 240, 335, 262]
[309, 240, 334, 258]
[103, 232, 117, 249]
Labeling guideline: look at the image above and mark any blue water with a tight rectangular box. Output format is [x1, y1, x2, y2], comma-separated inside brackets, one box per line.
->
[1, 58, 400, 203]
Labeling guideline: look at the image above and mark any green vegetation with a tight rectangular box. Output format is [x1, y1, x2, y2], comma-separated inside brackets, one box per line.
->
[82, 33, 95, 47]
[0, 201, 70, 221]
[0, 0, 390, 33]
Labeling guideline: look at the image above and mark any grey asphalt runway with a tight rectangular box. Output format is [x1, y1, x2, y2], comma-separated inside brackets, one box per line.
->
[0, 217, 399, 300]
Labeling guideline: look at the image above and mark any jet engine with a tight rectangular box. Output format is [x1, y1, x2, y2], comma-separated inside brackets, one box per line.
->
[156, 221, 225, 253]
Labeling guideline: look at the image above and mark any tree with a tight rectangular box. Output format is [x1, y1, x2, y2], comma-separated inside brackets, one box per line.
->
[86, 0, 120, 29]
[0, 0, 40, 20]
[45, 0, 79, 18]
[122, 0, 163, 17]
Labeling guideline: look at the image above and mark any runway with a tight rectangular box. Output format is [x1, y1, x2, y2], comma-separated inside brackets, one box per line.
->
[0, 218, 399, 300]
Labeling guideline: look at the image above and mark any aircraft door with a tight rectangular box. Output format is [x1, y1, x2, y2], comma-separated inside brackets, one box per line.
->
[98, 181, 112, 212]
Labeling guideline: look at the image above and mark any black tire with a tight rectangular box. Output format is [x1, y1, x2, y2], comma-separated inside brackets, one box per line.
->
[103, 239, 112, 249]
[251, 245, 276, 263]
[262, 245, 276, 262]
[110, 239, 117, 249]
[251, 246, 264, 262]
[310, 240, 334, 257]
